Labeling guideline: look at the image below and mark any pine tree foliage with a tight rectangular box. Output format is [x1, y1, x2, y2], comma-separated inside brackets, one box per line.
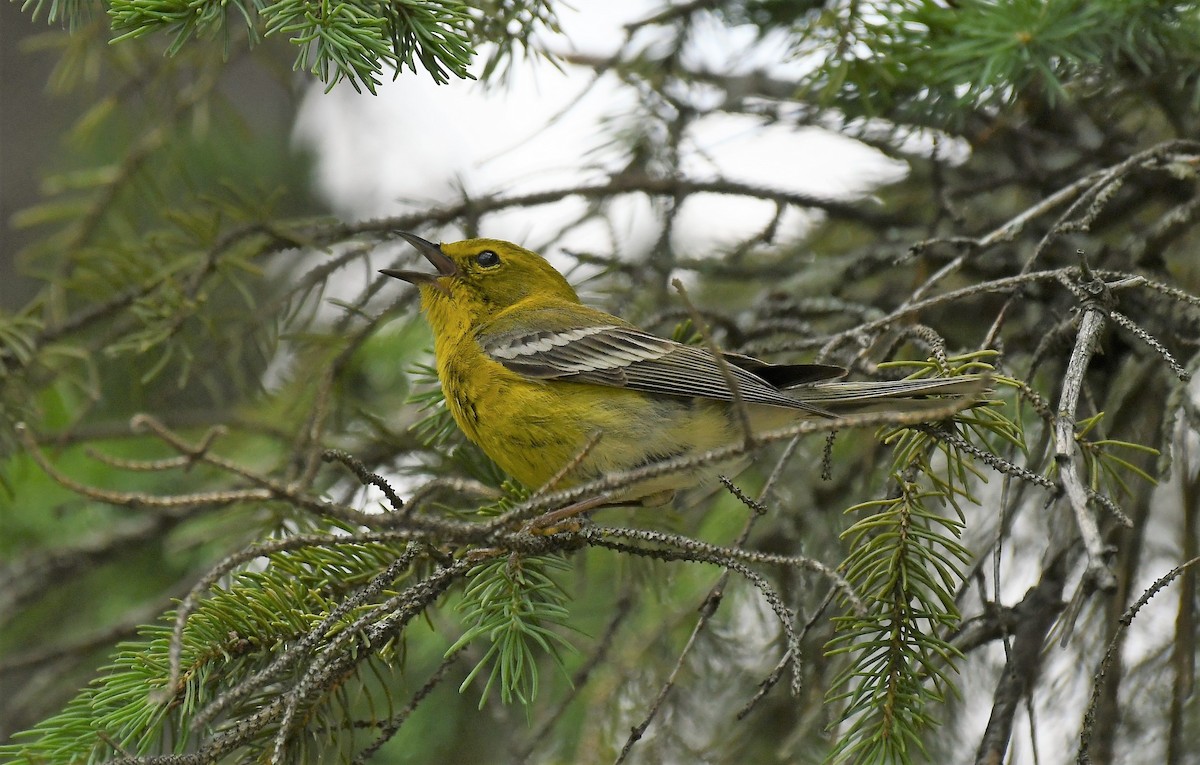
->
[22, 0, 558, 92]
[3, 1, 1199, 764]
[448, 552, 575, 707]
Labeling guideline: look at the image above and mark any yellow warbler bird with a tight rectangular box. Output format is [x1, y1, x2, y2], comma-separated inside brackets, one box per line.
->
[383, 232, 979, 506]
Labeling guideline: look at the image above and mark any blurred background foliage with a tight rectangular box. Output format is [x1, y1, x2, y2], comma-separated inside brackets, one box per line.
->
[1, 1, 1198, 764]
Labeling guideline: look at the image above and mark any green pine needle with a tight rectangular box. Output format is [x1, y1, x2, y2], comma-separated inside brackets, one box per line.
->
[447, 553, 577, 708]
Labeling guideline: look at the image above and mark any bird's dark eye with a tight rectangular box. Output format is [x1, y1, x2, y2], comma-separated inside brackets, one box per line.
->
[475, 250, 501, 268]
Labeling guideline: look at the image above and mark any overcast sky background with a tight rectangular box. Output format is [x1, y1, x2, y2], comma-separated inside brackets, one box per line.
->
[291, 0, 908, 261]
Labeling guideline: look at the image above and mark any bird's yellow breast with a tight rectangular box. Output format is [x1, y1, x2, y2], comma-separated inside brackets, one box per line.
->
[435, 334, 741, 501]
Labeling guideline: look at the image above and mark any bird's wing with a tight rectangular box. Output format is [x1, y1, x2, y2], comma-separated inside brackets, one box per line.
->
[479, 319, 833, 415]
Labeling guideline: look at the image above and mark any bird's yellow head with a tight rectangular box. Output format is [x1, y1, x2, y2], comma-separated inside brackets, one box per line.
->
[382, 232, 580, 337]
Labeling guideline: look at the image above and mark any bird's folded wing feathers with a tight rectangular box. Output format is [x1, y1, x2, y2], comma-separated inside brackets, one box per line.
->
[481, 323, 834, 415]
[479, 309, 983, 416]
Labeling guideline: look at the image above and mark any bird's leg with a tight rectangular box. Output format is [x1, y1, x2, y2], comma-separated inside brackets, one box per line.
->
[523, 494, 611, 535]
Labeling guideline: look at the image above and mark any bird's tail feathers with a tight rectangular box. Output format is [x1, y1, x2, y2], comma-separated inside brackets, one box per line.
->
[791, 373, 989, 414]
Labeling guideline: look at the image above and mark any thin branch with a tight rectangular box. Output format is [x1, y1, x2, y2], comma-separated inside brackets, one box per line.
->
[513, 592, 635, 764]
[607, 440, 802, 761]
[672, 278, 754, 444]
[115, 558, 481, 765]
[814, 268, 1073, 361]
[1167, 421, 1198, 765]
[601, 535, 801, 765]
[322, 448, 407, 511]
[591, 524, 863, 612]
[1076, 556, 1200, 764]
[352, 649, 465, 765]
[974, 554, 1069, 765]
[920, 425, 1055, 491]
[15, 422, 274, 511]
[485, 393, 981, 531]
[1052, 296, 1117, 590]
[1107, 310, 1191, 381]
[339, 174, 902, 239]
[173, 541, 425, 723]
[401, 476, 502, 516]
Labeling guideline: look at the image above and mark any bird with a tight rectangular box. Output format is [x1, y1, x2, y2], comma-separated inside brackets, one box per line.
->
[382, 232, 982, 507]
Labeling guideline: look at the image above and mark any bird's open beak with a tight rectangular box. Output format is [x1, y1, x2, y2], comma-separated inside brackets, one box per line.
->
[380, 231, 458, 289]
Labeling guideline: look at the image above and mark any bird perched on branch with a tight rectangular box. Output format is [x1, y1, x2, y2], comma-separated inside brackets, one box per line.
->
[382, 233, 982, 506]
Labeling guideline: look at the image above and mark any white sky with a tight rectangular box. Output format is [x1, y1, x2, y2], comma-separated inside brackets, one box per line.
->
[291, 0, 906, 259]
